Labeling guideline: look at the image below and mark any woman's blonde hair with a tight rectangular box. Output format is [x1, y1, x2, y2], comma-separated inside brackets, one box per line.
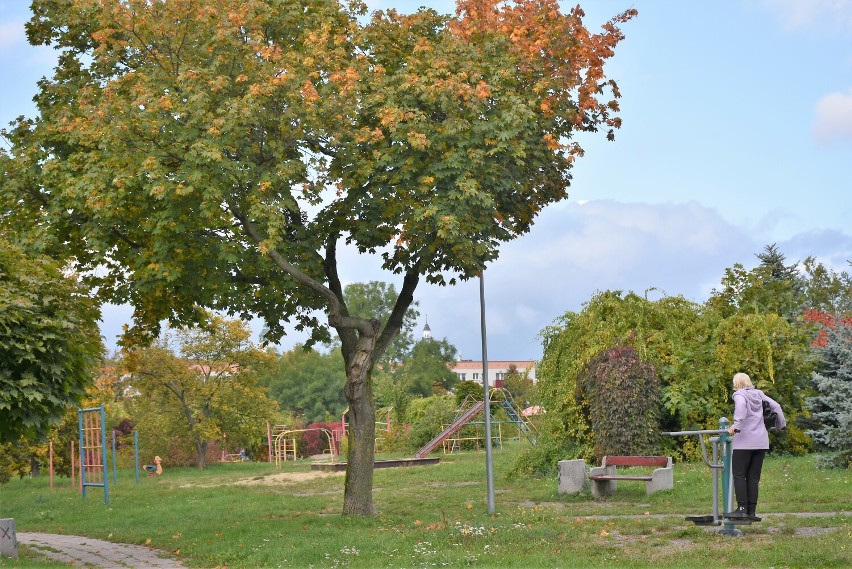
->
[732, 372, 753, 390]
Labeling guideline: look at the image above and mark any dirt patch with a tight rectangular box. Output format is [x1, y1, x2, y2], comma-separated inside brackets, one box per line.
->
[231, 471, 344, 486]
[178, 470, 343, 489]
[794, 527, 838, 537]
[651, 538, 697, 555]
[764, 526, 840, 537]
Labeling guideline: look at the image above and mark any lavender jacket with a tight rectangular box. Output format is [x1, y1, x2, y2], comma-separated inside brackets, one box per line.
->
[731, 387, 786, 450]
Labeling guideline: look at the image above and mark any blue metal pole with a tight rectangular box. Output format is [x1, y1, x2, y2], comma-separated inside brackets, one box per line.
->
[77, 409, 86, 499]
[718, 417, 741, 536]
[112, 430, 117, 484]
[100, 406, 109, 505]
[134, 431, 139, 484]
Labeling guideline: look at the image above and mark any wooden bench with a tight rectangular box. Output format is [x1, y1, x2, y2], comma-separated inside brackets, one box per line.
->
[589, 455, 673, 498]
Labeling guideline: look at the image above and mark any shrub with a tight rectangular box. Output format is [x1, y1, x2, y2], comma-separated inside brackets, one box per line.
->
[405, 395, 456, 450]
[454, 381, 482, 405]
[302, 422, 342, 457]
[578, 344, 662, 460]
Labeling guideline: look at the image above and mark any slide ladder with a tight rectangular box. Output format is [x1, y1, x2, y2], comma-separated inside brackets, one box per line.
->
[494, 389, 537, 445]
[415, 401, 485, 458]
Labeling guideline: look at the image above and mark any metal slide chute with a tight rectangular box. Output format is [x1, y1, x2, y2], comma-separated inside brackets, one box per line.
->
[414, 401, 485, 458]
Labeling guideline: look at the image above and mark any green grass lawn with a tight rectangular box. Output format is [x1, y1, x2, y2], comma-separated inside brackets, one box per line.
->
[1, 443, 849, 568]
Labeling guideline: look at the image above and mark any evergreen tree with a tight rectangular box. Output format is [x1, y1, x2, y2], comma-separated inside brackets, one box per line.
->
[709, 244, 805, 322]
[806, 322, 852, 468]
[757, 244, 800, 282]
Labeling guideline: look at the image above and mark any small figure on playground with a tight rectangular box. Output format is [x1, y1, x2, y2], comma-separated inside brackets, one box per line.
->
[143, 456, 163, 477]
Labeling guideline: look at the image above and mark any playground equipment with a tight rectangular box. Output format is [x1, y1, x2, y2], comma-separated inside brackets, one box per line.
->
[416, 400, 485, 458]
[415, 388, 537, 458]
[78, 406, 109, 504]
[664, 417, 756, 537]
[271, 427, 338, 466]
[493, 388, 538, 445]
[143, 456, 163, 477]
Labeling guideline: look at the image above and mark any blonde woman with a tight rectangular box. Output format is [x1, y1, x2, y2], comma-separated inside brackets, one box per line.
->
[725, 372, 785, 521]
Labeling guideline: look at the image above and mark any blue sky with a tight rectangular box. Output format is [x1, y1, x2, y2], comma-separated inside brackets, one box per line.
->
[2, 1, 851, 361]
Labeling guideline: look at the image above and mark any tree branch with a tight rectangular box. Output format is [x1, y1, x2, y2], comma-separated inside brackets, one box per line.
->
[374, 263, 421, 363]
[228, 200, 376, 337]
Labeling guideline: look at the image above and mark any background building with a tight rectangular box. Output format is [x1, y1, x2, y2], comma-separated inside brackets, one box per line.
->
[449, 360, 537, 387]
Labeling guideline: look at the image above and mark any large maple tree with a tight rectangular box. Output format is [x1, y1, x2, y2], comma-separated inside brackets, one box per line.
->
[1, 0, 634, 515]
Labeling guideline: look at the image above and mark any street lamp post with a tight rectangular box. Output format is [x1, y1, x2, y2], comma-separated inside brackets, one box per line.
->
[479, 270, 495, 514]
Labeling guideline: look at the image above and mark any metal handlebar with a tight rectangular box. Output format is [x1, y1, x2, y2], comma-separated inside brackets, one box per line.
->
[662, 429, 729, 436]
[663, 428, 730, 469]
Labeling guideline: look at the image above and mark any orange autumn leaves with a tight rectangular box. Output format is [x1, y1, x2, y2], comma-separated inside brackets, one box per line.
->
[452, 0, 636, 149]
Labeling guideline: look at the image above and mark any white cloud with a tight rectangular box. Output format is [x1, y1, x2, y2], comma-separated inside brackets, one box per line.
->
[412, 200, 759, 360]
[813, 89, 852, 144]
[0, 20, 24, 51]
[97, 200, 852, 361]
[758, 0, 852, 32]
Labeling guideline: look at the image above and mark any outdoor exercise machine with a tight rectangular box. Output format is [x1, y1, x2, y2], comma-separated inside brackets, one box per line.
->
[663, 417, 755, 537]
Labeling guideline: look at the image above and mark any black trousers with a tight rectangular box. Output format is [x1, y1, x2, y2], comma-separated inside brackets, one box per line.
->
[731, 449, 766, 511]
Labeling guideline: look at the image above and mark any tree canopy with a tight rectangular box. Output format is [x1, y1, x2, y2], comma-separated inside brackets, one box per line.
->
[3, 0, 635, 514]
[0, 238, 102, 441]
[122, 316, 278, 469]
[260, 346, 348, 424]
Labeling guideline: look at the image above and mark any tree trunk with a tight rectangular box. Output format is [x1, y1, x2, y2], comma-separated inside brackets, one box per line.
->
[342, 335, 377, 515]
[196, 440, 208, 470]
[30, 456, 41, 477]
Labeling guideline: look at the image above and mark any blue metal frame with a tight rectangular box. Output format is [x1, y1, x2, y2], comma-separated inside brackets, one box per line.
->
[134, 431, 140, 484]
[112, 430, 117, 484]
[78, 406, 110, 505]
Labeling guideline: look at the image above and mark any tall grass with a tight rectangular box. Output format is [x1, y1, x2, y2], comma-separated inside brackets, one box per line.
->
[1, 443, 849, 568]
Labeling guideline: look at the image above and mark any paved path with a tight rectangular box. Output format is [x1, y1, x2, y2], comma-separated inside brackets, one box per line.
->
[18, 532, 187, 568]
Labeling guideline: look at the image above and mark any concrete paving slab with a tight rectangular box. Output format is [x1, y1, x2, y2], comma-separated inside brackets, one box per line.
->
[18, 532, 187, 568]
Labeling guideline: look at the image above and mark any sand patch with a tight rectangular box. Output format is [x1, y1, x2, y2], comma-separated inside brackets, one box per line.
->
[178, 470, 343, 489]
[231, 471, 344, 486]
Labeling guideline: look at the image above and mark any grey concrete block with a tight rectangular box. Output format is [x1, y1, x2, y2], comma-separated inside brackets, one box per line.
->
[646, 457, 674, 494]
[589, 464, 617, 498]
[0, 518, 18, 560]
[557, 459, 586, 494]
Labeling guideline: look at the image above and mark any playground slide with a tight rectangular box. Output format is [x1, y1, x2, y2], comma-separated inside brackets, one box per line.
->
[414, 401, 485, 458]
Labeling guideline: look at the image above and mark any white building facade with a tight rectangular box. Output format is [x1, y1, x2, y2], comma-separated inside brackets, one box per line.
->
[449, 359, 537, 387]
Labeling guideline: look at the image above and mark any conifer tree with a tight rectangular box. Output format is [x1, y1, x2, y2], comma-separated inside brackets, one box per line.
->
[806, 322, 852, 468]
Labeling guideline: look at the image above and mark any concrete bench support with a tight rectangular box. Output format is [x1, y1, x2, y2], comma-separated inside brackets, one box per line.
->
[557, 459, 587, 494]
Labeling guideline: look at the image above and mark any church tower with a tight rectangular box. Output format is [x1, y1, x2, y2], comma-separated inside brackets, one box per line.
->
[422, 317, 432, 340]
